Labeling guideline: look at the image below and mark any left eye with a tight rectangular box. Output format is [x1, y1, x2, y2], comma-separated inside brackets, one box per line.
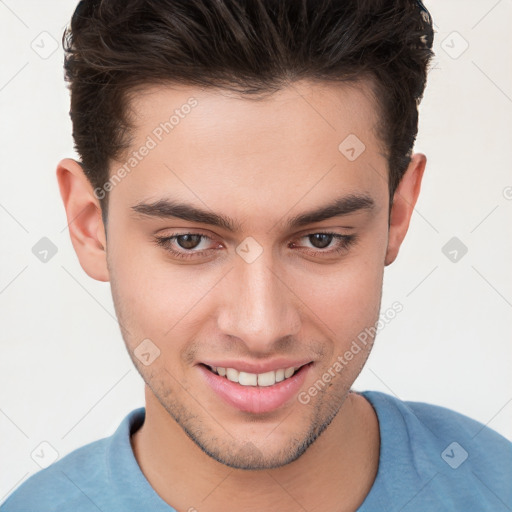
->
[154, 231, 356, 260]
[165, 233, 209, 251]
[290, 232, 356, 256]
[301, 233, 344, 250]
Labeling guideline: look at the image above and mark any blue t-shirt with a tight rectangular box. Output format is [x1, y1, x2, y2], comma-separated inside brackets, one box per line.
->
[1, 390, 511, 511]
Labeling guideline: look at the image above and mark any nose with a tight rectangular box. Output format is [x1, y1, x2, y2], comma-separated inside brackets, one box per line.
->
[216, 250, 301, 353]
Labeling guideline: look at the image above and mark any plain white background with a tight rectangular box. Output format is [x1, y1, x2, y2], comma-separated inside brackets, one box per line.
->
[1, 0, 511, 503]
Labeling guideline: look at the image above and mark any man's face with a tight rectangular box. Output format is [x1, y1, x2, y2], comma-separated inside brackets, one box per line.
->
[103, 80, 391, 469]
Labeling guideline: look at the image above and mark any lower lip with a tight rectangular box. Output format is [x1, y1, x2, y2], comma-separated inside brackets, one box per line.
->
[197, 363, 312, 414]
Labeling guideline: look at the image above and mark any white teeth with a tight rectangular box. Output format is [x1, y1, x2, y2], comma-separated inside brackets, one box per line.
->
[257, 371, 276, 387]
[210, 365, 302, 387]
[238, 372, 258, 386]
[284, 367, 295, 378]
[226, 368, 239, 383]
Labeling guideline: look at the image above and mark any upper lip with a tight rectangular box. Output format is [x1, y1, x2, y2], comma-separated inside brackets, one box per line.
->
[199, 359, 313, 374]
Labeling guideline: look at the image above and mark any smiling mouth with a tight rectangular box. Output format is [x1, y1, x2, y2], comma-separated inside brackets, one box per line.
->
[201, 363, 310, 387]
[198, 362, 313, 414]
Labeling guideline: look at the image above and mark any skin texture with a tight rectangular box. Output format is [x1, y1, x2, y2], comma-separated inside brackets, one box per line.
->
[57, 79, 425, 512]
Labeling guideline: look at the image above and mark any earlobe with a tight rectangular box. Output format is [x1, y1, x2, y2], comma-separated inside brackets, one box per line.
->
[384, 153, 426, 266]
[56, 158, 110, 282]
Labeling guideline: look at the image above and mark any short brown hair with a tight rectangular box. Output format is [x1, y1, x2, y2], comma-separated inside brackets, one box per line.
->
[62, 0, 435, 223]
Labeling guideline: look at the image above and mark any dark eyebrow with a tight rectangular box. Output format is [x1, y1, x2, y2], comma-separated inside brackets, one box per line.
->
[285, 194, 374, 229]
[131, 198, 243, 232]
[130, 194, 374, 232]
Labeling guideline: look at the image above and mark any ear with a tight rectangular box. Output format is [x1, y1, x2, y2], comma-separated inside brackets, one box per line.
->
[56, 158, 109, 282]
[385, 153, 426, 266]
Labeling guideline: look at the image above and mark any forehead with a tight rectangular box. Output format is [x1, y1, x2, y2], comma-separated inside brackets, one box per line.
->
[127, 78, 384, 155]
[111, 79, 389, 222]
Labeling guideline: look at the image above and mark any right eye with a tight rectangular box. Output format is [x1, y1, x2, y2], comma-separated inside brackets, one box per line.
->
[153, 232, 219, 260]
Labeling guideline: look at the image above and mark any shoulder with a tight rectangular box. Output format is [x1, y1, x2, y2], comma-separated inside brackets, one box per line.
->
[0, 408, 144, 512]
[373, 390, 511, 452]
[364, 390, 509, 433]
[360, 390, 512, 509]
[0, 438, 110, 511]
[362, 390, 512, 462]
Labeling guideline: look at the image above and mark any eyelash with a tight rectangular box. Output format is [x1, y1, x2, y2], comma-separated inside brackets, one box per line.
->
[153, 231, 356, 260]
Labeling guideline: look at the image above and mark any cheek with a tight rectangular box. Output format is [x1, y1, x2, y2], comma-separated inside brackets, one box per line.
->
[107, 229, 190, 341]
[298, 259, 383, 338]
[297, 227, 386, 327]
[108, 234, 227, 370]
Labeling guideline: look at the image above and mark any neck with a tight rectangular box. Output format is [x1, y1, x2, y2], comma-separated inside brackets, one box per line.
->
[131, 387, 379, 512]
